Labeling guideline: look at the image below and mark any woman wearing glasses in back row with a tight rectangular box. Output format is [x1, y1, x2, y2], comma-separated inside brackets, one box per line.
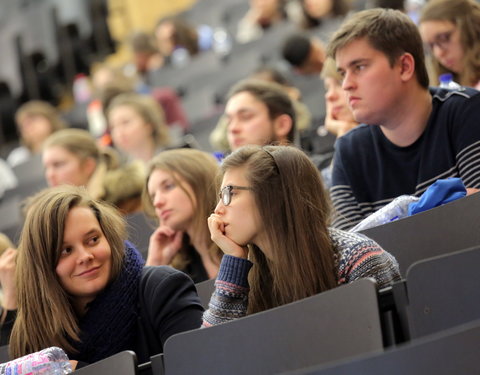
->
[203, 145, 401, 326]
[418, 0, 480, 89]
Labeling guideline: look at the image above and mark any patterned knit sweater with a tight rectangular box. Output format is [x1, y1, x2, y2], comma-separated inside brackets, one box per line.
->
[202, 228, 400, 327]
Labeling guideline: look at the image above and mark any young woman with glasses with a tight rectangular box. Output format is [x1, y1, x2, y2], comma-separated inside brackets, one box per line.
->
[143, 148, 223, 283]
[419, 0, 480, 89]
[203, 145, 401, 326]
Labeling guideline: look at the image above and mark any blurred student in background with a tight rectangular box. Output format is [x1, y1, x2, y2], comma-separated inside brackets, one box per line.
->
[43, 128, 119, 200]
[419, 0, 480, 89]
[321, 57, 358, 138]
[282, 33, 326, 75]
[236, 0, 296, 44]
[106, 92, 170, 164]
[210, 79, 296, 154]
[8, 101, 66, 167]
[291, 0, 351, 30]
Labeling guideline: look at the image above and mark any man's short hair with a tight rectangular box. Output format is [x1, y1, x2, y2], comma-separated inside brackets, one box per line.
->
[227, 79, 297, 143]
[327, 8, 429, 88]
[282, 34, 312, 68]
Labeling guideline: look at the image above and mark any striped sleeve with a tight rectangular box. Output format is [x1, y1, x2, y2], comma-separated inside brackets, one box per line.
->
[202, 255, 252, 327]
[457, 140, 480, 188]
[451, 91, 480, 189]
[330, 184, 377, 230]
[329, 136, 378, 230]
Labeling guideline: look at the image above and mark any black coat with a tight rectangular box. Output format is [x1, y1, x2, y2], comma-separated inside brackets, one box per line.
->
[133, 266, 204, 364]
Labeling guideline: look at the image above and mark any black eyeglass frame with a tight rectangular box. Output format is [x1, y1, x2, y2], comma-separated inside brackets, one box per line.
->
[219, 185, 253, 206]
[426, 28, 456, 52]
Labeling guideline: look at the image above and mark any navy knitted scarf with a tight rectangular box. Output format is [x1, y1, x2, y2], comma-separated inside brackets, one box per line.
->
[70, 242, 145, 363]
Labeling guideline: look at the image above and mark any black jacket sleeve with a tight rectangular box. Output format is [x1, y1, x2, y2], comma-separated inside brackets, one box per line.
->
[0, 309, 17, 345]
[135, 266, 204, 362]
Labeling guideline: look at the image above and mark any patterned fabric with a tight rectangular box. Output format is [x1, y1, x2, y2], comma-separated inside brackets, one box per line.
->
[330, 228, 400, 286]
[202, 229, 400, 326]
[70, 242, 145, 363]
[331, 87, 480, 230]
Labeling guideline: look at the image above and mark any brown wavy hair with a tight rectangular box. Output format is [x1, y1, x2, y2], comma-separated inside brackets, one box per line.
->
[10, 186, 127, 358]
[221, 145, 337, 314]
[420, 0, 480, 87]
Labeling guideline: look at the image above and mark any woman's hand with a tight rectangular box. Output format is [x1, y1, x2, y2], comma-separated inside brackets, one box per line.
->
[146, 226, 183, 266]
[0, 248, 17, 311]
[69, 360, 78, 371]
[323, 102, 357, 138]
[466, 188, 480, 195]
[208, 214, 248, 259]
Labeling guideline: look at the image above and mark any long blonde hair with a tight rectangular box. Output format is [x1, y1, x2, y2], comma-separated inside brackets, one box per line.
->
[143, 149, 222, 270]
[10, 186, 126, 358]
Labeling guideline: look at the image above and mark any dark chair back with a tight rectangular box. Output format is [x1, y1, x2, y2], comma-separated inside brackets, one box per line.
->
[150, 353, 164, 375]
[0, 345, 9, 363]
[194, 278, 215, 310]
[360, 193, 480, 275]
[75, 351, 138, 375]
[0, 195, 23, 243]
[287, 319, 480, 375]
[164, 279, 383, 375]
[406, 245, 480, 339]
[125, 212, 156, 260]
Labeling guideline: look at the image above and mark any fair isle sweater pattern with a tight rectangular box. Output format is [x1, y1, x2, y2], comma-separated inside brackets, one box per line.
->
[202, 228, 400, 327]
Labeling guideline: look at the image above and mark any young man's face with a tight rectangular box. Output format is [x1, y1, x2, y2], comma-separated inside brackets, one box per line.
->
[335, 38, 404, 126]
[225, 91, 279, 151]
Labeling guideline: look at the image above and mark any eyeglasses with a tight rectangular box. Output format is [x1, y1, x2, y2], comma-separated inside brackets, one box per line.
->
[426, 29, 456, 52]
[219, 185, 252, 206]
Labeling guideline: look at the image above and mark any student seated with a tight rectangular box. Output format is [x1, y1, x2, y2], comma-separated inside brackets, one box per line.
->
[327, 8, 480, 230]
[210, 70, 312, 152]
[7, 101, 66, 167]
[143, 149, 223, 282]
[221, 79, 297, 153]
[321, 57, 358, 138]
[5, 186, 203, 366]
[282, 33, 326, 75]
[203, 145, 400, 326]
[106, 92, 171, 164]
[42, 128, 119, 200]
[236, 0, 296, 44]
[292, 0, 351, 30]
[419, 0, 480, 89]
